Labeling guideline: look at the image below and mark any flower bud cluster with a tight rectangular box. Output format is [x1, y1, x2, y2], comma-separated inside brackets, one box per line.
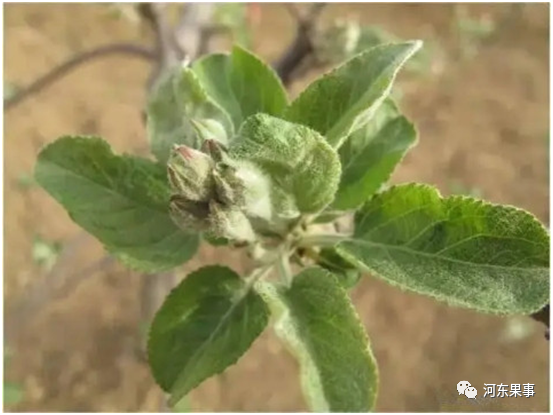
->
[167, 140, 259, 242]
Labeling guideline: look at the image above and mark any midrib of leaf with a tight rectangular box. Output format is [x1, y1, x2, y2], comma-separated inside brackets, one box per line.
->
[338, 239, 547, 272]
[223, 58, 244, 124]
[327, 42, 421, 147]
[169, 281, 258, 405]
[41, 158, 168, 215]
[112, 228, 184, 250]
[340, 116, 408, 173]
[41, 157, 188, 253]
[356, 204, 545, 254]
[231, 62, 247, 122]
[256, 282, 330, 412]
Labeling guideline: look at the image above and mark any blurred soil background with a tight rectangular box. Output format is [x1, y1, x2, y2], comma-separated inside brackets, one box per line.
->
[3, 3, 550, 412]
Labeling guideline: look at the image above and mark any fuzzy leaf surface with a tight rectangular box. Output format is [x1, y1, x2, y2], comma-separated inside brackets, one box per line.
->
[148, 266, 269, 405]
[338, 184, 550, 314]
[230, 114, 341, 214]
[34, 136, 199, 272]
[257, 268, 378, 412]
[192, 46, 288, 129]
[334, 100, 417, 210]
[285, 41, 422, 147]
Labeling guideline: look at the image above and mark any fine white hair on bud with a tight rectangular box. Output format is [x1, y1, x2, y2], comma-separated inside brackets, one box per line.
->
[231, 160, 274, 223]
[208, 201, 256, 242]
[168, 195, 210, 232]
[167, 144, 215, 202]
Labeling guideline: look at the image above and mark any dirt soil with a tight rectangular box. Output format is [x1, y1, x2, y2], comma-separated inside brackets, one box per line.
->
[4, 3, 550, 412]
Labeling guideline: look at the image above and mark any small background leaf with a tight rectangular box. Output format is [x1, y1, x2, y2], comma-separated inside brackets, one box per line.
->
[338, 183, 550, 314]
[35, 136, 199, 272]
[213, 4, 252, 48]
[4, 347, 24, 407]
[333, 99, 417, 210]
[192, 45, 288, 129]
[315, 22, 434, 75]
[285, 41, 422, 147]
[32, 234, 62, 272]
[257, 268, 378, 412]
[148, 265, 269, 405]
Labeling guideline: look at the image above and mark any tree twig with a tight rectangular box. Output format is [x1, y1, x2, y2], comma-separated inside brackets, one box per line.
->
[530, 303, 550, 340]
[5, 233, 116, 343]
[274, 3, 327, 85]
[138, 3, 185, 93]
[4, 43, 155, 111]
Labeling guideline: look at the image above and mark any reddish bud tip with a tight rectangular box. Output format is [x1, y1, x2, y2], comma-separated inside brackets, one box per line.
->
[175, 145, 194, 160]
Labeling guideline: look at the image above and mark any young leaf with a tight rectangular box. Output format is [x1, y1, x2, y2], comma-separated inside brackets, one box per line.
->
[35, 136, 199, 272]
[147, 64, 234, 163]
[284, 41, 422, 148]
[337, 184, 550, 314]
[230, 114, 341, 215]
[257, 268, 378, 412]
[148, 265, 269, 405]
[333, 102, 417, 210]
[192, 45, 288, 129]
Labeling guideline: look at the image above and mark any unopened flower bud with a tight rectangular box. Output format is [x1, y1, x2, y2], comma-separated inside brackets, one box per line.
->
[201, 139, 228, 164]
[191, 119, 229, 146]
[208, 201, 256, 242]
[212, 165, 248, 207]
[212, 169, 238, 205]
[167, 144, 214, 201]
[169, 195, 210, 232]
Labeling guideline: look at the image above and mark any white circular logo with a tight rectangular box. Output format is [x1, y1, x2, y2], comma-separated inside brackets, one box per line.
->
[457, 380, 471, 395]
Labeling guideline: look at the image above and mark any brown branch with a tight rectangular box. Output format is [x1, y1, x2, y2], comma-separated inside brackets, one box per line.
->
[274, 3, 327, 85]
[139, 3, 185, 93]
[5, 233, 116, 343]
[4, 43, 156, 111]
[174, 3, 216, 59]
[530, 303, 550, 340]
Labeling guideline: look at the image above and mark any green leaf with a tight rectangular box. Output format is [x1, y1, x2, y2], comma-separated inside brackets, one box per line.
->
[4, 81, 20, 101]
[333, 100, 417, 210]
[148, 265, 269, 405]
[3, 382, 24, 406]
[213, 4, 251, 48]
[147, 64, 234, 163]
[257, 268, 378, 412]
[337, 183, 550, 314]
[284, 41, 422, 148]
[35, 136, 199, 272]
[317, 248, 362, 289]
[192, 45, 288, 129]
[230, 114, 341, 214]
